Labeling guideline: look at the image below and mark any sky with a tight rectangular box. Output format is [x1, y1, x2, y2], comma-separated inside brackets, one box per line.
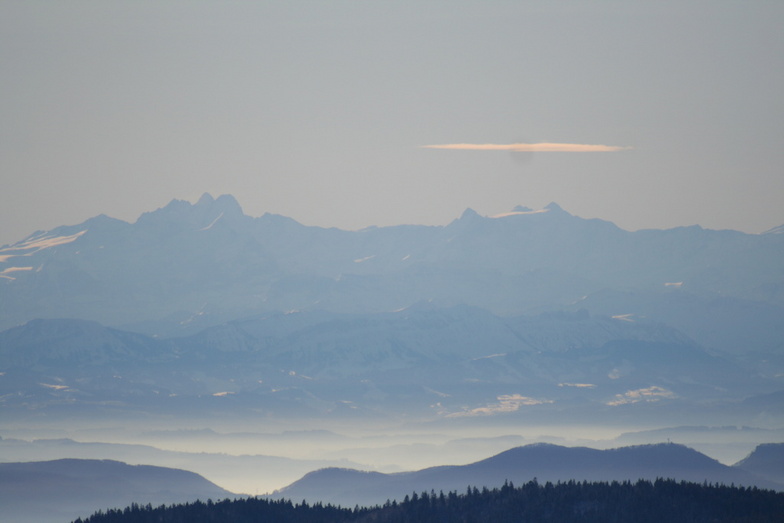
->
[2, 1, 783, 246]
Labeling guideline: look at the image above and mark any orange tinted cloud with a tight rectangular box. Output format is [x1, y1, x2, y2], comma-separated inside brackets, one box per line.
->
[421, 142, 631, 152]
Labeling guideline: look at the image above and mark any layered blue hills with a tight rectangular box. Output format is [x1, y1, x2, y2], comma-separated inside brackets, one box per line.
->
[269, 442, 784, 507]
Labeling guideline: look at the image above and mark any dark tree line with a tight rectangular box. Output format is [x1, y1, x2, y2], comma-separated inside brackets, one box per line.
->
[74, 478, 784, 523]
[73, 498, 356, 523]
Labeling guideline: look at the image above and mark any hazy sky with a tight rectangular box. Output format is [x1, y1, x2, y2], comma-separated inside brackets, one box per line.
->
[2, 1, 783, 246]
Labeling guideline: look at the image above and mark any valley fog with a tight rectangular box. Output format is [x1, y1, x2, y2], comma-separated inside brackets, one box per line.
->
[3, 417, 780, 495]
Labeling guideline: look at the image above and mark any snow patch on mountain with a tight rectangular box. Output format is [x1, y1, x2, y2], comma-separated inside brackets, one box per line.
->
[491, 209, 550, 218]
[40, 383, 70, 391]
[448, 394, 553, 417]
[607, 386, 676, 406]
[471, 353, 506, 361]
[200, 212, 224, 231]
[0, 266, 33, 280]
[424, 387, 450, 398]
[0, 230, 86, 261]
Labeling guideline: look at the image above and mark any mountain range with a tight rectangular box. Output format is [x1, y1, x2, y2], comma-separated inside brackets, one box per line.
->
[0, 308, 772, 425]
[270, 442, 784, 507]
[1, 194, 782, 425]
[4, 442, 783, 522]
[1, 194, 782, 353]
[0, 434, 367, 497]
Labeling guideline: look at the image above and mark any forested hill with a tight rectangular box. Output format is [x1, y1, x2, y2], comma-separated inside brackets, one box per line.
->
[74, 479, 784, 523]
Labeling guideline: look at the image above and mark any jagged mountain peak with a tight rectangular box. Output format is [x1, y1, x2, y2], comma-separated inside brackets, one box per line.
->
[459, 207, 481, 220]
[197, 193, 244, 215]
[444, 207, 484, 229]
[397, 203, 573, 225]
[196, 192, 215, 205]
[135, 193, 246, 230]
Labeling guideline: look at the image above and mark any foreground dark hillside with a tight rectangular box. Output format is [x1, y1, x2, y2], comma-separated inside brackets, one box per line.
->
[75, 479, 784, 523]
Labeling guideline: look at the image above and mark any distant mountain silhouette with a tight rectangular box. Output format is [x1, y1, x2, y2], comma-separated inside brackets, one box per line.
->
[0, 194, 781, 354]
[270, 443, 783, 507]
[0, 458, 234, 523]
[0, 435, 367, 500]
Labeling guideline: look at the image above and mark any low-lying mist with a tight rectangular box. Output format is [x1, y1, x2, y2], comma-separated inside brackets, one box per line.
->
[3, 416, 780, 495]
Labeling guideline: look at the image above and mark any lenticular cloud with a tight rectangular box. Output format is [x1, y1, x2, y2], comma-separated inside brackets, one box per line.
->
[421, 142, 631, 152]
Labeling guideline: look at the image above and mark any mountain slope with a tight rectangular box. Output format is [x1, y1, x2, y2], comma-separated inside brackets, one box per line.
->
[734, 443, 784, 485]
[0, 458, 234, 523]
[0, 436, 367, 502]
